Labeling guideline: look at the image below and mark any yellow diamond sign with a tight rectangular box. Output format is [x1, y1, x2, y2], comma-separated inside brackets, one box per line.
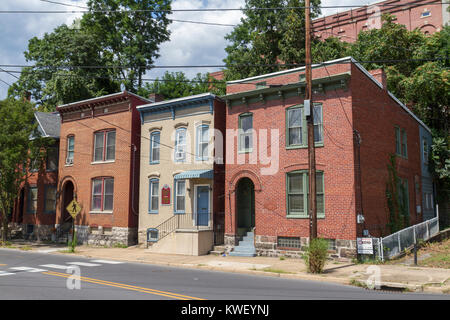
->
[66, 199, 82, 219]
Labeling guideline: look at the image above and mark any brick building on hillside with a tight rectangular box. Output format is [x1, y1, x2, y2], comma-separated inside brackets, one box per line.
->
[313, 0, 449, 42]
[55, 91, 151, 246]
[11, 112, 60, 241]
[222, 57, 435, 258]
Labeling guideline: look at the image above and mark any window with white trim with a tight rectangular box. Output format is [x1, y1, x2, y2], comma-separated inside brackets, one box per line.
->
[175, 180, 186, 212]
[196, 125, 209, 160]
[174, 128, 187, 162]
[149, 179, 159, 213]
[66, 135, 75, 164]
[150, 131, 160, 164]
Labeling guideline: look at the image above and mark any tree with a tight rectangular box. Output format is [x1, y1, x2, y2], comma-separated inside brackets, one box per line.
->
[0, 99, 47, 242]
[223, 0, 321, 81]
[81, 0, 172, 92]
[137, 71, 225, 100]
[8, 23, 120, 110]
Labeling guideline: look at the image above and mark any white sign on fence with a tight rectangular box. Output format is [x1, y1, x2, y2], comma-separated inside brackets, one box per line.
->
[357, 237, 374, 254]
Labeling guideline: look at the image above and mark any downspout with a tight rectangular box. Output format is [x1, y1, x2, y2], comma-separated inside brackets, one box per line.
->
[131, 143, 138, 217]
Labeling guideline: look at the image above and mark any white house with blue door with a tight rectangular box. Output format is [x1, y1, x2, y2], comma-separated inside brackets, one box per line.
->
[136, 93, 226, 255]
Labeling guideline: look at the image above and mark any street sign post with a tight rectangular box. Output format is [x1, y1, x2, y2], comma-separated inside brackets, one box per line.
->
[66, 200, 81, 251]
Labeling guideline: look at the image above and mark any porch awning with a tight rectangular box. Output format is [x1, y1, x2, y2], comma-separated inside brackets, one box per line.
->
[174, 169, 214, 180]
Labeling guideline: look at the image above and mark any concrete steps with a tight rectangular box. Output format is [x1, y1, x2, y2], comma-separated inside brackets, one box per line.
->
[229, 231, 256, 257]
[209, 245, 226, 256]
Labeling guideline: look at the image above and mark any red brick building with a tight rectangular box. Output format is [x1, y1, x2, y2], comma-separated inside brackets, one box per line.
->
[313, 0, 449, 42]
[223, 57, 433, 258]
[11, 112, 60, 241]
[55, 91, 151, 246]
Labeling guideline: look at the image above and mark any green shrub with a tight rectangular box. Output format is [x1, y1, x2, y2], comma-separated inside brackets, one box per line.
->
[304, 238, 329, 273]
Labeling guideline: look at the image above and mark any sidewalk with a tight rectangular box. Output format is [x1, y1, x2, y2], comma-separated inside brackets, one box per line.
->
[2, 240, 449, 295]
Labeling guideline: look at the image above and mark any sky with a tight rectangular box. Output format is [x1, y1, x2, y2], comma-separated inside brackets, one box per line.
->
[0, 0, 369, 100]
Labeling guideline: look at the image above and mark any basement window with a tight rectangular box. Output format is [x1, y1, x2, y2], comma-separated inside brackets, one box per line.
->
[147, 228, 158, 242]
[277, 236, 301, 249]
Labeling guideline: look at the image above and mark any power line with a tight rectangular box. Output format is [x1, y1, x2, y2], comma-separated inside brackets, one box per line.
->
[38, 0, 236, 27]
[0, 78, 12, 87]
[2, 2, 449, 14]
[0, 57, 447, 72]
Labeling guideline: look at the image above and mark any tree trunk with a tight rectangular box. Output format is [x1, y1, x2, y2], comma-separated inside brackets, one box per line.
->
[1, 209, 8, 243]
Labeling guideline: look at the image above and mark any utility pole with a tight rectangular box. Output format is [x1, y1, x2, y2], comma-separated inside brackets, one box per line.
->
[305, 0, 317, 240]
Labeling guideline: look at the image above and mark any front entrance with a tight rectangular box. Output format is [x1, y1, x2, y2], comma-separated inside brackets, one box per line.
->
[61, 181, 74, 224]
[236, 178, 255, 233]
[195, 186, 210, 226]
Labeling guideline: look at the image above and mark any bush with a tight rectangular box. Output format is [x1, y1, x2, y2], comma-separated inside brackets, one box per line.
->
[304, 238, 329, 273]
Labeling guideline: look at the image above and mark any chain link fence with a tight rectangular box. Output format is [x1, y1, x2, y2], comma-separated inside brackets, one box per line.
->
[374, 217, 439, 261]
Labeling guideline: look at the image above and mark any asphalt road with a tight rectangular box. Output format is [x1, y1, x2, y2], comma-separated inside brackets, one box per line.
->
[0, 248, 448, 301]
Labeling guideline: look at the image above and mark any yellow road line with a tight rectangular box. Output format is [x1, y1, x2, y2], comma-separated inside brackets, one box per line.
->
[42, 271, 204, 300]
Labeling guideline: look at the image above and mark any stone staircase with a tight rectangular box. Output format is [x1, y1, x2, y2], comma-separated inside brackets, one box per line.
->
[229, 231, 256, 257]
[209, 245, 226, 256]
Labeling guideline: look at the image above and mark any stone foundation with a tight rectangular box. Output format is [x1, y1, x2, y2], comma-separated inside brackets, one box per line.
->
[225, 233, 357, 260]
[8, 223, 55, 242]
[55, 224, 137, 247]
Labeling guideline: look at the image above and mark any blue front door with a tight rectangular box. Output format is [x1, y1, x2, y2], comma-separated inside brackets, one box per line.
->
[196, 186, 209, 226]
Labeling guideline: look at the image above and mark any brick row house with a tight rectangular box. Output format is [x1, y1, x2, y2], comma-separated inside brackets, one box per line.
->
[222, 57, 434, 258]
[54, 91, 151, 246]
[11, 112, 60, 240]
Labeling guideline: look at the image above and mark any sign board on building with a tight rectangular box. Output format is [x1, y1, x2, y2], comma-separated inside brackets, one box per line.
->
[357, 237, 373, 255]
[161, 185, 171, 205]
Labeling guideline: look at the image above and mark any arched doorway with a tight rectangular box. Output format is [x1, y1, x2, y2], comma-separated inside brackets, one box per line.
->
[61, 181, 74, 226]
[236, 178, 255, 236]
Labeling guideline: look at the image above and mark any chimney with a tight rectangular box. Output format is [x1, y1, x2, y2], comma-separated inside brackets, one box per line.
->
[149, 93, 164, 103]
[23, 91, 31, 102]
[368, 69, 387, 90]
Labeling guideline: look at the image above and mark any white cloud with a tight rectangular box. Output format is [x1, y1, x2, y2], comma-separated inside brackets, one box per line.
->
[0, 0, 375, 99]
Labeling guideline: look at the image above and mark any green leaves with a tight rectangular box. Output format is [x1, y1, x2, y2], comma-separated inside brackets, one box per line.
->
[137, 71, 225, 100]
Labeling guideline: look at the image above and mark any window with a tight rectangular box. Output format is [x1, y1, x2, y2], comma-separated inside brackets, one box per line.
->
[397, 178, 410, 220]
[277, 236, 301, 249]
[401, 129, 407, 158]
[286, 103, 323, 148]
[150, 131, 160, 164]
[27, 186, 38, 214]
[196, 125, 209, 160]
[313, 104, 323, 143]
[423, 139, 429, 164]
[175, 180, 186, 213]
[421, 11, 431, 18]
[395, 127, 407, 158]
[286, 171, 324, 218]
[66, 135, 75, 165]
[239, 113, 253, 152]
[149, 179, 159, 213]
[255, 81, 267, 89]
[44, 185, 57, 213]
[46, 147, 58, 171]
[91, 178, 114, 212]
[174, 128, 187, 162]
[93, 130, 116, 162]
[287, 107, 303, 146]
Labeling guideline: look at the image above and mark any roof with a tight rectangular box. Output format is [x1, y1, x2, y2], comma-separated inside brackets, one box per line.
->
[34, 111, 60, 139]
[226, 56, 432, 134]
[174, 169, 214, 180]
[137, 93, 221, 113]
[57, 91, 151, 112]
